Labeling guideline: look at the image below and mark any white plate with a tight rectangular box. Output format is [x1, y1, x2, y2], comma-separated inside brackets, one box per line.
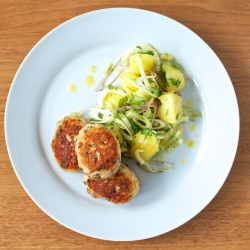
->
[5, 8, 239, 241]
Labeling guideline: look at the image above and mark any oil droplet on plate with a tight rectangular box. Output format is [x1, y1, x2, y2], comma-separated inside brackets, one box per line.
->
[89, 65, 97, 73]
[189, 124, 196, 132]
[186, 99, 193, 107]
[180, 158, 186, 164]
[68, 84, 76, 92]
[186, 139, 195, 148]
[84, 75, 95, 87]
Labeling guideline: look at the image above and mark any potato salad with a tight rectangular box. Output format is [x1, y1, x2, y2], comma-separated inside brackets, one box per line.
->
[81, 44, 201, 172]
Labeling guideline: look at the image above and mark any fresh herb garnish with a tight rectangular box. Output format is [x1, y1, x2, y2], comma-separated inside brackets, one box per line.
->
[172, 61, 180, 69]
[138, 50, 154, 56]
[165, 127, 171, 133]
[154, 86, 162, 97]
[98, 112, 103, 119]
[128, 95, 146, 106]
[140, 128, 156, 139]
[136, 45, 142, 50]
[89, 118, 98, 121]
[120, 141, 127, 148]
[118, 96, 127, 107]
[148, 78, 156, 84]
[131, 123, 140, 134]
[176, 112, 180, 120]
[108, 84, 114, 90]
[152, 87, 162, 96]
[152, 67, 168, 91]
[114, 111, 122, 119]
[104, 122, 114, 130]
[169, 78, 181, 88]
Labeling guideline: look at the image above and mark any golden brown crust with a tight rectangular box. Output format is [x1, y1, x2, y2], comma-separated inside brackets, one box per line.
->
[84, 163, 140, 204]
[51, 113, 87, 172]
[76, 124, 121, 179]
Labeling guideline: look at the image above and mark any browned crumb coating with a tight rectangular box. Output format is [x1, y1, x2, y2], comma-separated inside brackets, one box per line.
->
[84, 163, 140, 204]
[51, 114, 86, 172]
[76, 124, 121, 179]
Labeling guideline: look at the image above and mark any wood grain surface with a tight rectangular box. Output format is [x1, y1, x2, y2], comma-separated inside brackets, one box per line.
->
[1, 1, 250, 249]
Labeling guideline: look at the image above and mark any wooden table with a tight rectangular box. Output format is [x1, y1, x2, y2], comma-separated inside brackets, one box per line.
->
[1, 1, 250, 249]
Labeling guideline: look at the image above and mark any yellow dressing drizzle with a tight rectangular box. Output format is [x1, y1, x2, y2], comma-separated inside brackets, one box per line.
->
[186, 139, 195, 148]
[84, 75, 95, 87]
[68, 84, 76, 92]
[89, 65, 97, 73]
[180, 158, 186, 164]
[186, 99, 193, 107]
[189, 124, 196, 132]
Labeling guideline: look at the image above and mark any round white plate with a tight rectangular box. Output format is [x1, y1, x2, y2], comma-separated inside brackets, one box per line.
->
[5, 8, 239, 241]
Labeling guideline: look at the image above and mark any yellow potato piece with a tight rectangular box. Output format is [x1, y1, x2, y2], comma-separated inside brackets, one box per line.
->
[130, 132, 159, 162]
[119, 72, 138, 94]
[103, 92, 123, 109]
[162, 64, 185, 91]
[129, 53, 154, 76]
[157, 92, 183, 124]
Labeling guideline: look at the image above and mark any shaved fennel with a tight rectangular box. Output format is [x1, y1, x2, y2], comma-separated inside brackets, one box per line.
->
[84, 43, 202, 173]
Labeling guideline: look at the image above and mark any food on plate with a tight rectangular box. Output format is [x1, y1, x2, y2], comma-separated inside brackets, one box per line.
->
[75, 124, 121, 179]
[160, 53, 173, 62]
[129, 53, 154, 75]
[119, 72, 138, 94]
[51, 113, 87, 172]
[83, 162, 140, 204]
[85, 43, 201, 172]
[50, 43, 202, 204]
[161, 64, 185, 91]
[157, 92, 183, 124]
[130, 129, 159, 164]
[51, 115, 138, 204]
[182, 106, 202, 122]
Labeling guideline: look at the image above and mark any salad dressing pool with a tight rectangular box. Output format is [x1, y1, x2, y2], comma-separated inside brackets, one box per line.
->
[186, 99, 193, 107]
[186, 139, 195, 148]
[68, 84, 77, 92]
[189, 124, 196, 132]
[84, 75, 95, 87]
[89, 65, 97, 73]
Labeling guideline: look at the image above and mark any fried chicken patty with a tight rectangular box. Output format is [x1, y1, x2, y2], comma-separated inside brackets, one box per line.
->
[51, 113, 87, 172]
[75, 124, 121, 179]
[83, 163, 140, 204]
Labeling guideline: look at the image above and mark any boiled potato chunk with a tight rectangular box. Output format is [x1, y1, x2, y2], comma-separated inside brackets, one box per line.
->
[162, 64, 185, 91]
[157, 92, 183, 124]
[119, 72, 138, 94]
[129, 53, 154, 76]
[130, 132, 159, 162]
[103, 92, 123, 109]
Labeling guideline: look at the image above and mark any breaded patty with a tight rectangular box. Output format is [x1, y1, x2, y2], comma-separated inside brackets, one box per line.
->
[51, 113, 87, 172]
[75, 124, 121, 179]
[83, 163, 140, 204]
